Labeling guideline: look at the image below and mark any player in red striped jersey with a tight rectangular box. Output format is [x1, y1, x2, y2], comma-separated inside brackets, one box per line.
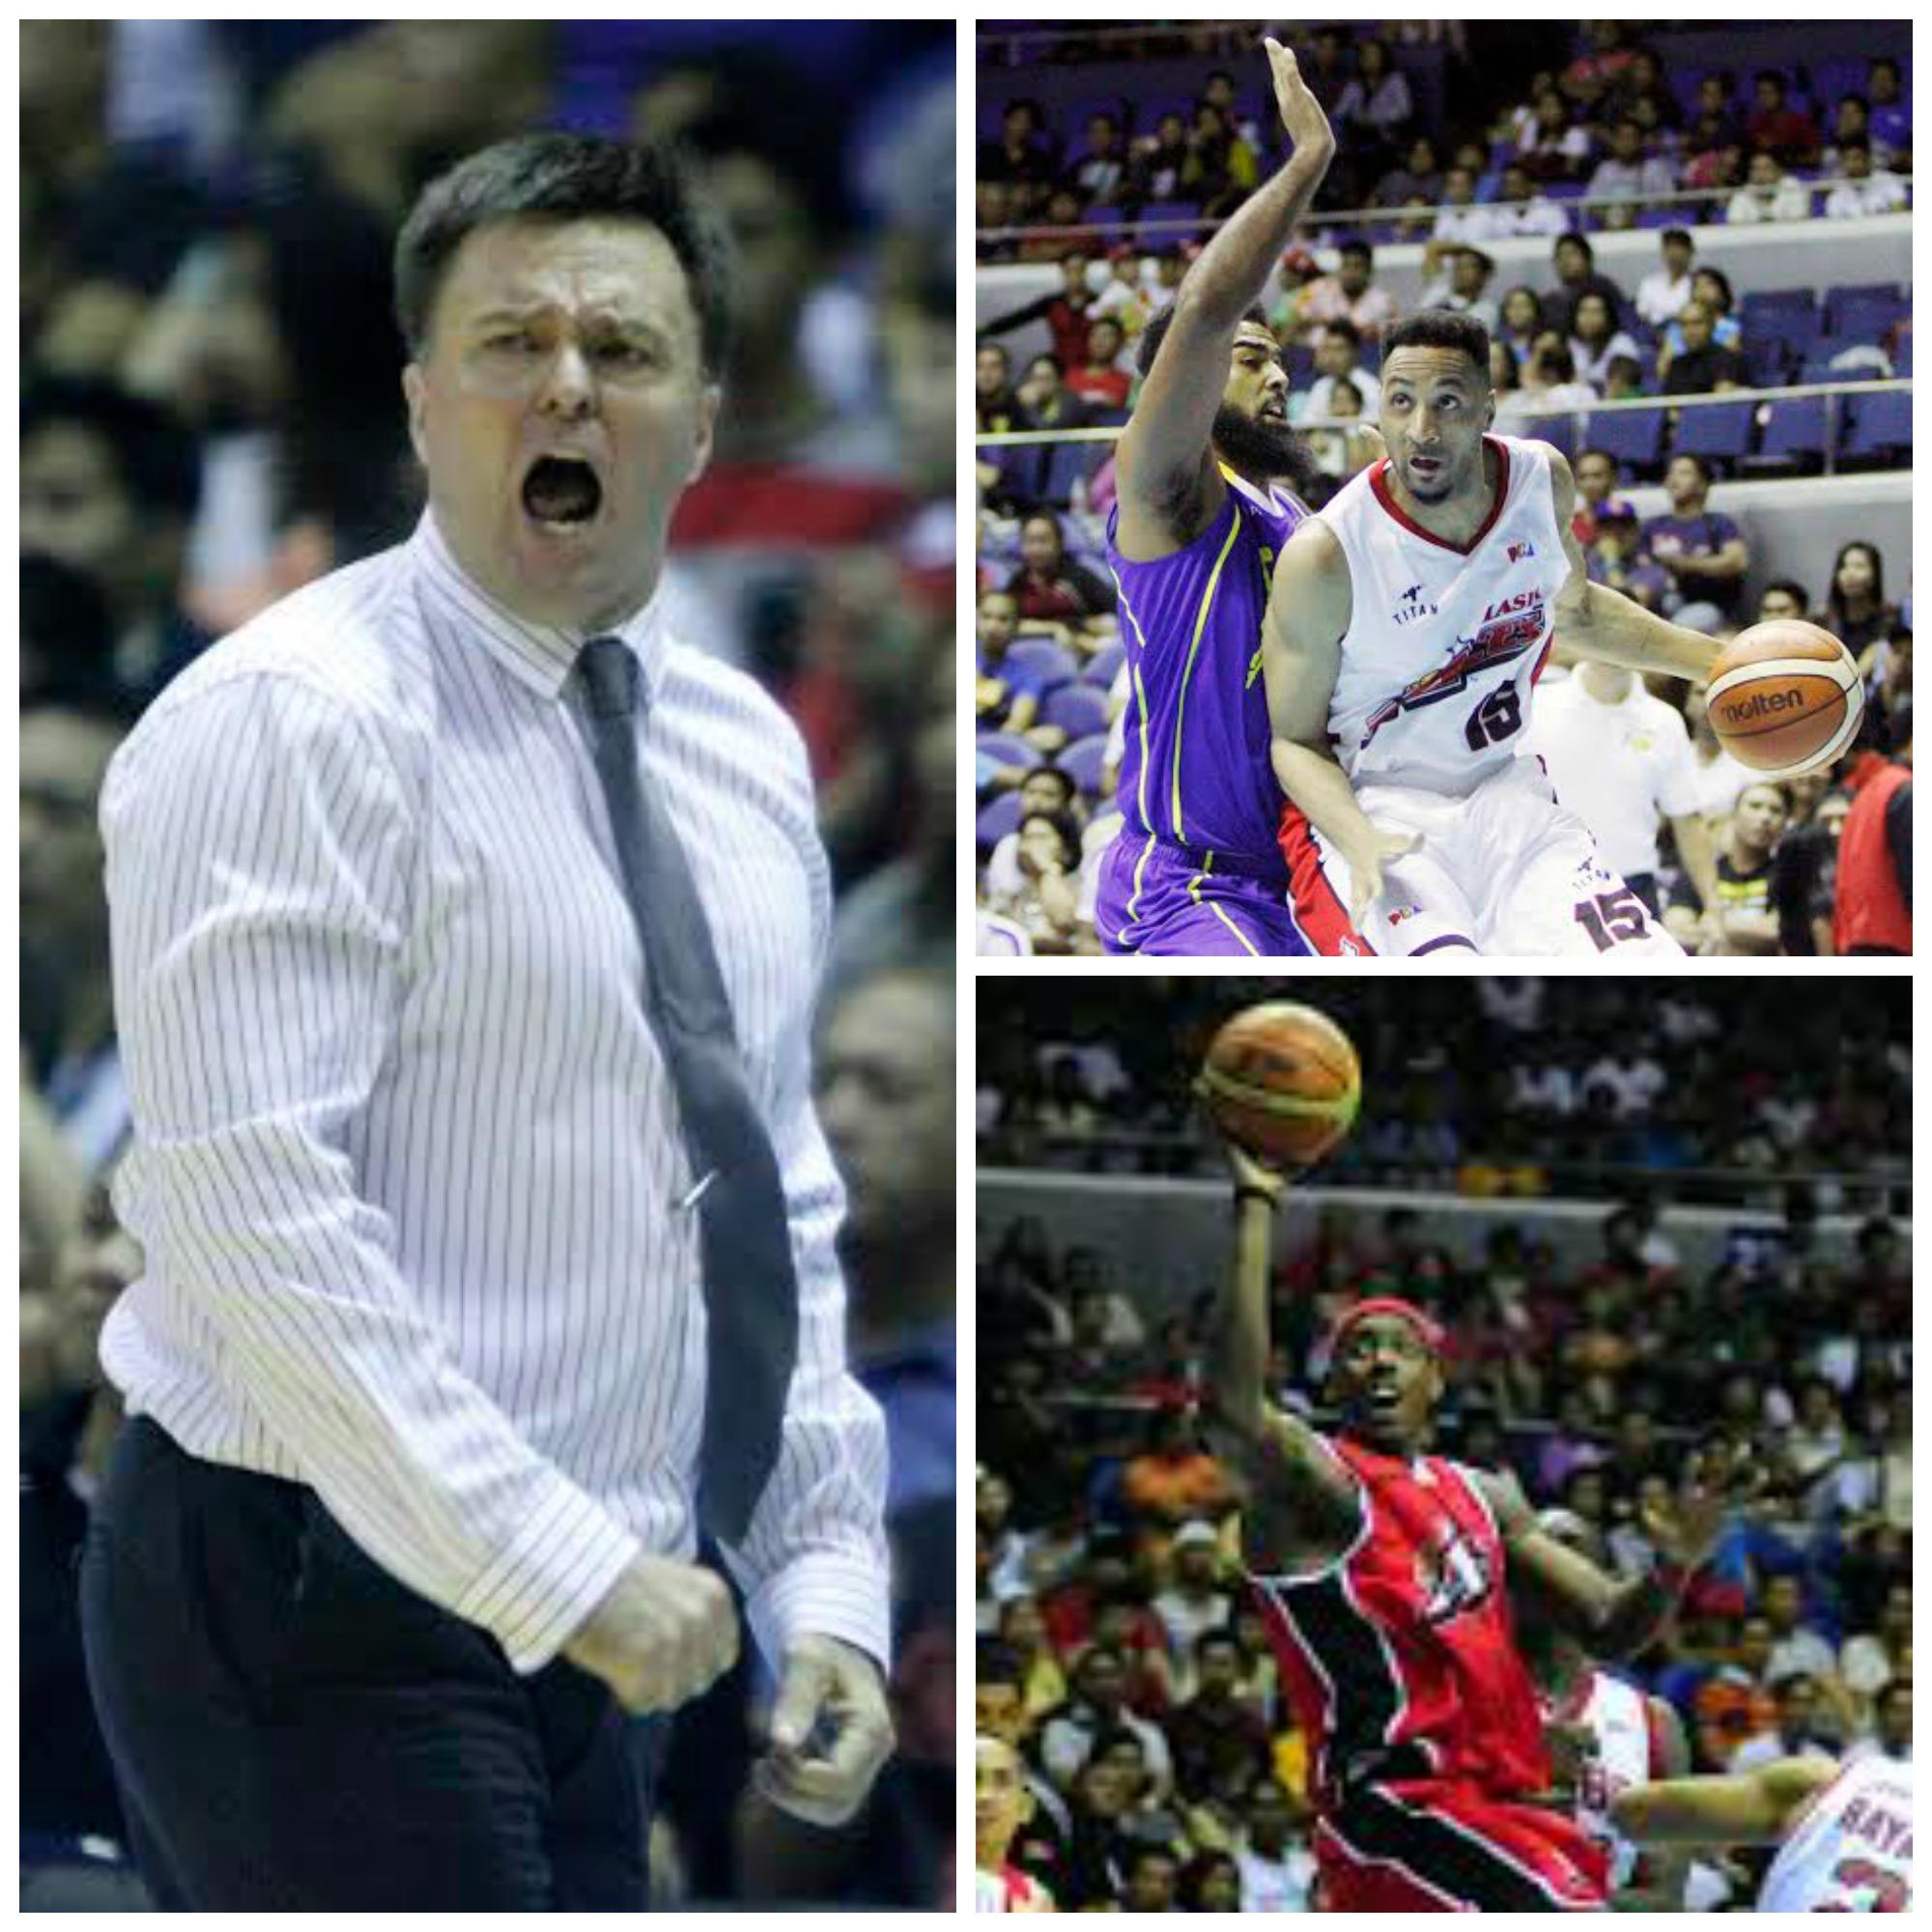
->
[1204, 1134, 1750, 1912]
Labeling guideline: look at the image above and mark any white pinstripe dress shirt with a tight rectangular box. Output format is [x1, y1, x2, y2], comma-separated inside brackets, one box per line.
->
[99, 511, 890, 1675]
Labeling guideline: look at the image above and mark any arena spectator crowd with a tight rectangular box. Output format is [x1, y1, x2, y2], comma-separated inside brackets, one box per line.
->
[22, 19, 954, 1911]
[975, 24, 1911, 956]
[976, 980, 1912, 1911]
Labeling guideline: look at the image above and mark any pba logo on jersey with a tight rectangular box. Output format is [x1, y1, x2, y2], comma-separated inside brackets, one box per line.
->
[1414, 1517, 1495, 1626]
[1507, 539, 1538, 562]
[1360, 596, 1548, 749]
[1392, 582, 1439, 627]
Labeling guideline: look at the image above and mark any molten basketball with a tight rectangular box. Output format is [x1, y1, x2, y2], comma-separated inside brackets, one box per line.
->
[1707, 620, 1863, 778]
[1199, 1003, 1361, 1169]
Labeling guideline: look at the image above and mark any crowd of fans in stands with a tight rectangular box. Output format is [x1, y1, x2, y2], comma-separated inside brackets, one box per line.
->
[978, 26, 1911, 251]
[975, 29, 1912, 957]
[21, 20, 953, 1909]
[976, 981, 1911, 1909]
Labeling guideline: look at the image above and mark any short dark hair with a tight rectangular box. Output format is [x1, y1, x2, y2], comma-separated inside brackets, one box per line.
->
[1555, 232, 1595, 264]
[21, 376, 201, 522]
[1020, 763, 1076, 804]
[1840, 134, 1872, 157]
[393, 133, 734, 375]
[1339, 239, 1373, 266]
[1135, 300, 1268, 379]
[1755, 68, 1787, 93]
[1321, 317, 1362, 350]
[977, 1638, 1023, 1690]
[1662, 226, 1693, 248]
[1670, 450, 1713, 485]
[1382, 307, 1492, 382]
[1577, 444, 1615, 470]
[1763, 578, 1810, 609]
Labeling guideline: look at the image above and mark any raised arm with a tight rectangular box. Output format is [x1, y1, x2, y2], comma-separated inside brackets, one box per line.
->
[1200, 1131, 1359, 1573]
[1546, 447, 1723, 682]
[1115, 40, 1335, 548]
[1263, 518, 1419, 926]
[1611, 1756, 1836, 1849]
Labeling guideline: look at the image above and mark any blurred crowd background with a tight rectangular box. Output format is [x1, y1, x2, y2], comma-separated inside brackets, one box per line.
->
[973, 21, 1911, 956]
[21, 19, 953, 1910]
[976, 978, 1912, 1911]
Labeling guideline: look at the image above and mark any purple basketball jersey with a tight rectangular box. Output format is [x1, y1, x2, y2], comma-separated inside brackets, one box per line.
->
[1105, 470, 1309, 870]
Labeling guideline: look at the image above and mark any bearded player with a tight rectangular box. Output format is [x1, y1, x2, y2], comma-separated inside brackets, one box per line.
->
[1263, 307, 1743, 955]
[1207, 1134, 1749, 1911]
[1521, 1509, 1693, 1910]
[1095, 39, 1360, 958]
[1614, 1754, 1914, 1912]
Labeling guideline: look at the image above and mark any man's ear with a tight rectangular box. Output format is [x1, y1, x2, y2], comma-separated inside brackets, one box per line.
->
[402, 363, 429, 467]
[688, 383, 722, 486]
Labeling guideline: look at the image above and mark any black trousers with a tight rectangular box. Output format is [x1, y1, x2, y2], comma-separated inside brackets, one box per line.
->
[80, 1416, 658, 1911]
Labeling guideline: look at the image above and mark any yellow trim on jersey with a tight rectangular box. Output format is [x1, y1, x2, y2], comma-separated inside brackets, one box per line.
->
[1207, 900, 1262, 956]
[1170, 507, 1243, 841]
[1125, 829, 1157, 926]
[1111, 576, 1158, 838]
[1184, 857, 1263, 955]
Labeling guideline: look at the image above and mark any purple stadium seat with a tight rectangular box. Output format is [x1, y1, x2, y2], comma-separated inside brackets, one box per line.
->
[1084, 638, 1125, 686]
[1747, 395, 1830, 472]
[1827, 290, 1909, 343]
[976, 791, 1023, 852]
[1843, 389, 1912, 463]
[1038, 440, 1100, 508]
[1673, 399, 1756, 469]
[1005, 637, 1078, 692]
[1058, 732, 1112, 797]
[1041, 681, 1110, 739]
[1894, 334, 1913, 378]
[1517, 408, 1577, 462]
[1742, 337, 1790, 388]
[1583, 406, 1668, 476]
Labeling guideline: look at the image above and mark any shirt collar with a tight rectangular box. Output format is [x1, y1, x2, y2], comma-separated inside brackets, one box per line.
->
[407, 509, 669, 705]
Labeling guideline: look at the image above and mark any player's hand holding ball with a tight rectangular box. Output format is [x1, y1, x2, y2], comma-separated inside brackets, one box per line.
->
[1706, 619, 1863, 779]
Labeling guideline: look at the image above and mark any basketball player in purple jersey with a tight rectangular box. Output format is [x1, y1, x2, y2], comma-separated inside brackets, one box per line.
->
[1095, 41, 1364, 956]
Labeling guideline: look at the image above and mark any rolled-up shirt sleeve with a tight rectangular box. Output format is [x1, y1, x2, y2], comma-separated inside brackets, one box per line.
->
[720, 730, 892, 1673]
[104, 668, 639, 1673]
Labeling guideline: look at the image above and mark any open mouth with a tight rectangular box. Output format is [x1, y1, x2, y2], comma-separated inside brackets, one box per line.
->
[1409, 454, 1443, 477]
[521, 455, 603, 528]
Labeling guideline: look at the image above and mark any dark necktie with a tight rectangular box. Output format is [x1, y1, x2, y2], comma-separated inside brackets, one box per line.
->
[577, 635, 798, 1545]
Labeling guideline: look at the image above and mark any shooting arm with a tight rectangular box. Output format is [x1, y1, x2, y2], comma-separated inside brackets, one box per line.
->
[1547, 452, 1721, 682]
[1203, 1165, 1357, 1567]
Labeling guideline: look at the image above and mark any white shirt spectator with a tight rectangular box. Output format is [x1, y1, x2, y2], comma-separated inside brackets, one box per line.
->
[1237, 1839, 1319, 1911]
[1727, 180, 1812, 223]
[1528, 671, 1705, 878]
[1822, 171, 1909, 218]
[1511, 1064, 1577, 1115]
[1635, 266, 1694, 328]
[1434, 203, 1496, 246]
[1587, 155, 1678, 206]
[1766, 1628, 1841, 1684]
[1295, 371, 1382, 424]
[1571, 328, 1644, 390]
[1841, 1634, 1905, 1702]
[1488, 195, 1572, 239]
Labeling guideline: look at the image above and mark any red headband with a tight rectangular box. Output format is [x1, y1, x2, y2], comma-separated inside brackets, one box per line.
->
[1327, 1296, 1446, 1359]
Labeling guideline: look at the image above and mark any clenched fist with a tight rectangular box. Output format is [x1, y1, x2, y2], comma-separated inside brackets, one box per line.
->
[563, 1553, 739, 1714]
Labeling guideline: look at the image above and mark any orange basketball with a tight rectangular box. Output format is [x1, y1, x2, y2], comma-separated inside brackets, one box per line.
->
[1706, 620, 1863, 778]
[1199, 1003, 1360, 1170]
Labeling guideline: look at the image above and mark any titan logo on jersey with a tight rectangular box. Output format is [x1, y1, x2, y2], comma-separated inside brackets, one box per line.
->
[1359, 599, 1548, 748]
[1392, 582, 1439, 627]
[1414, 1517, 1494, 1626]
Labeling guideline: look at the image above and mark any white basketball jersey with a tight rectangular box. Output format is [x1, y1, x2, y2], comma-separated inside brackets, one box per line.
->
[1320, 434, 1570, 797]
[1569, 1671, 1660, 1890]
[1758, 1757, 1913, 1913]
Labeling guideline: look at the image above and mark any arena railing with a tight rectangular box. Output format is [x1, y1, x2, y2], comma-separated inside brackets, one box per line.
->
[977, 174, 1913, 248]
[976, 378, 1912, 480]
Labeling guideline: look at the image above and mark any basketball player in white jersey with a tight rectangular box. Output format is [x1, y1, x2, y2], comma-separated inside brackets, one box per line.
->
[1522, 1510, 1691, 1909]
[1263, 307, 1725, 955]
[1613, 1752, 1914, 1913]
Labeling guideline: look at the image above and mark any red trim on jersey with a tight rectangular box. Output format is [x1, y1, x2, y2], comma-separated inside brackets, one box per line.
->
[1368, 436, 1513, 556]
[1643, 1694, 1671, 1779]
[1530, 637, 1554, 686]
[1277, 804, 1378, 954]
